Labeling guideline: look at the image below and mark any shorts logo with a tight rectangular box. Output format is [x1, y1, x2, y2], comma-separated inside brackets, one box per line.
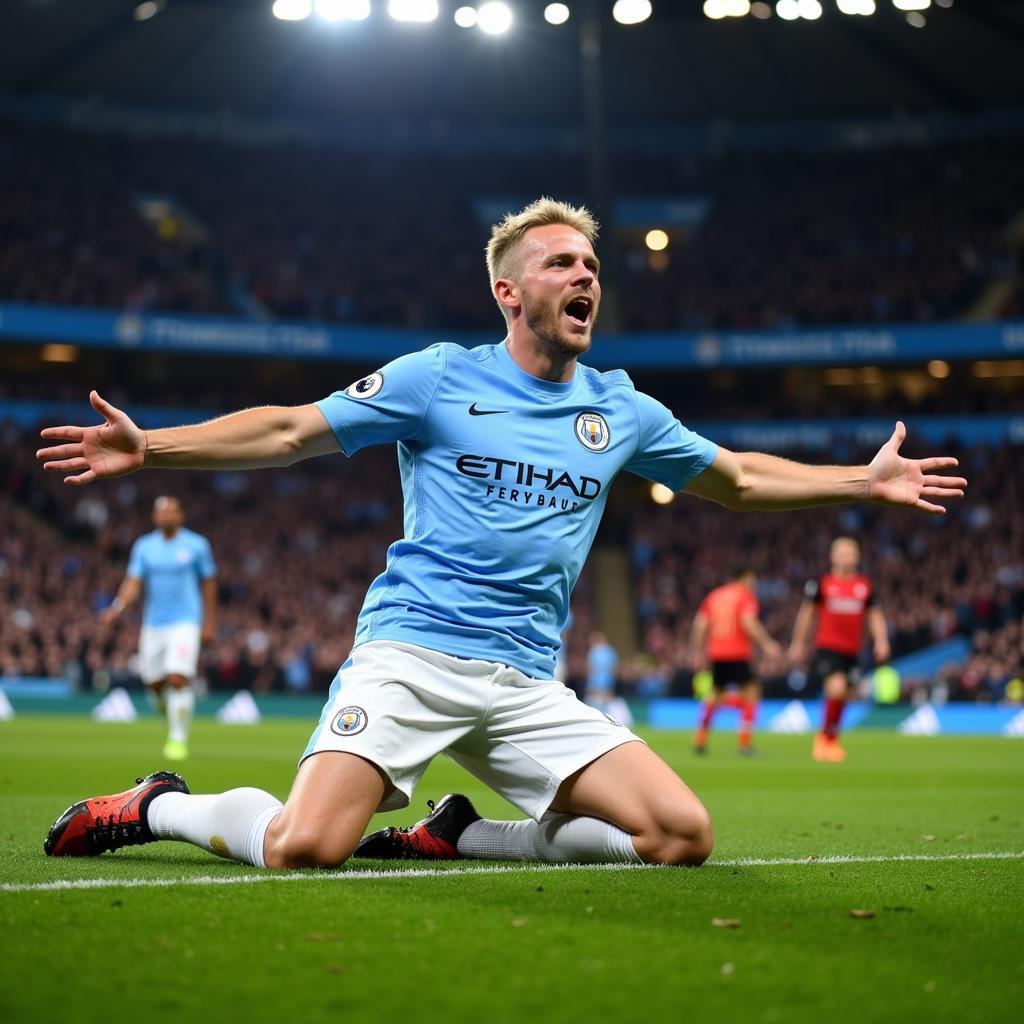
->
[574, 411, 611, 452]
[346, 372, 384, 400]
[330, 705, 368, 736]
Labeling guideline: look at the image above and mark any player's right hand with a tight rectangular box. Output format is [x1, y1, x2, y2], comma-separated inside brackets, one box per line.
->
[787, 643, 806, 665]
[37, 391, 147, 485]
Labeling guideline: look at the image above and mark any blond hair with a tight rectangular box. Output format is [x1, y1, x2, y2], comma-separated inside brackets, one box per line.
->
[486, 197, 599, 322]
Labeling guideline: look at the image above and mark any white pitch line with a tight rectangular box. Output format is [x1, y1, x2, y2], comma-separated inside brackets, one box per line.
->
[2, 850, 1022, 894]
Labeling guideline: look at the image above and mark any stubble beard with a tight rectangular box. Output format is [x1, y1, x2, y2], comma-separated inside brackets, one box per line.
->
[522, 290, 593, 359]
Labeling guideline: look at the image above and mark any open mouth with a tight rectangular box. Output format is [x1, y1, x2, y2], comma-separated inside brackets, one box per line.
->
[564, 295, 593, 327]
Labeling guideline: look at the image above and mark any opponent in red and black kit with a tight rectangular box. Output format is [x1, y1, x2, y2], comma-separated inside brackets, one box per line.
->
[789, 537, 890, 762]
[690, 567, 782, 755]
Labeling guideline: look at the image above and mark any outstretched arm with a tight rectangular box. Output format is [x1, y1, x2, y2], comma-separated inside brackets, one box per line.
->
[100, 575, 143, 626]
[683, 422, 965, 515]
[37, 391, 340, 485]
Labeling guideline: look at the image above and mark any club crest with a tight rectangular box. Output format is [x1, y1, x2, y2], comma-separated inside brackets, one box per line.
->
[574, 411, 611, 452]
[330, 705, 368, 736]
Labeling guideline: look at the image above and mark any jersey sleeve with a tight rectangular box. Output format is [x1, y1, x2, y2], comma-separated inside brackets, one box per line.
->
[315, 345, 447, 456]
[126, 539, 144, 580]
[625, 391, 718, 491]
[804, 578, 822, 604]
[197, 537, 217, 579]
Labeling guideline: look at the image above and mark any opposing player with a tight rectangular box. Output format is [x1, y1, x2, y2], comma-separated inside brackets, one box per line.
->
[38, 198, 964, 869]
[690, 567, 781, 756]
[101, 495, 217, 760]
[789, 536, 889, 762]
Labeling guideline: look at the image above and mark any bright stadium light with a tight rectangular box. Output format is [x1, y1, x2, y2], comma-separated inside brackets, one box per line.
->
[612, 1, 652, 26]
[776, 0, 821, 17]
[750, 1, 772, 16]
[893, 0, 929, 10]
[836, 0, 875, 13]
[133, 1, 166, 21]
[905, 9, 925, 24]
[315, 0, 371, 20]
[706, 0, 750, 17]
[645, 229, 669, 251]
[272, 0, 313, 20]
[454, 5, 477, 26]
[544, 3, 570, 24]
[477, 1, 512, 33]
[704, 0, 727, 16]
[650, 483, 675, 505]
[388, 0, 438, 22]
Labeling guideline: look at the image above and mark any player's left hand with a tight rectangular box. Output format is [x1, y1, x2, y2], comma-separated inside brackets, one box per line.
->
[867, 421, 967, 515]
[201, 622, 216, 645]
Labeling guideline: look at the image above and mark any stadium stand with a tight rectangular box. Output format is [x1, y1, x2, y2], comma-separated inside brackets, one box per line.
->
[3, 122, 1024, 331]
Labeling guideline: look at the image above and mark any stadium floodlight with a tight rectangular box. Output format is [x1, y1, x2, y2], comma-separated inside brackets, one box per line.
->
[387, 0, 438, 22]
[836, 0, 875, 13]
[612, 1, 652, 26]
[905, 9, 925, 24]
[133, 1, 166, 21]
[645, 229, 669, 252]
[650, 483, 674, 505]
[776, 0, 821, 17]
[544, 3, 571, 24]
[892, 0, 929, 9]
[477, 1, 513, 33]
[705, 0, 751, 17]
[750, 1, 772, 16]
[315, 0, 371, 20]
[454, 5, 477, 27]
[272, 0, 313, 19]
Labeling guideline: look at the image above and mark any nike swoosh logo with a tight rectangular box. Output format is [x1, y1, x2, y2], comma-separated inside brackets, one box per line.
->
[468, 404, 509, 416]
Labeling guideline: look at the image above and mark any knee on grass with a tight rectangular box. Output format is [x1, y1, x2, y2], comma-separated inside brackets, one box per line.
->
[263, 821, 356, 870]
[636, 802, 714, 867]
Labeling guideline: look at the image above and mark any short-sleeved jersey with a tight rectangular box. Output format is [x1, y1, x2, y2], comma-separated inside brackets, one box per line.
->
[126, 528, 217, 627]
[805, 573, 876, 657]
[699, 581, 758, 662]
[317, 341, 717, 678]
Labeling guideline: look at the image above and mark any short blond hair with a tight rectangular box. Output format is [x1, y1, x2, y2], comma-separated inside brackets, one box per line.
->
[486, 197, 599, 322]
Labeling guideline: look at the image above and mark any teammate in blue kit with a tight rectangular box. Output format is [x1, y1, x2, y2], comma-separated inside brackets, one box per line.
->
[102, 495, 217, 761]
[39, 198, 966, 867]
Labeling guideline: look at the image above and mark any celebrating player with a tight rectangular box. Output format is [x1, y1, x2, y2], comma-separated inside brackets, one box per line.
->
[690, 567, 781, 756]
[101, 495, 217, 761]
[789, 536, 889, 763]
[38, 198, 964, 869]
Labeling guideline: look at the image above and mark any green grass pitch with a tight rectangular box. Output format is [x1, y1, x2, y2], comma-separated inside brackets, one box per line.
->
[1, 716, 1021, 1024]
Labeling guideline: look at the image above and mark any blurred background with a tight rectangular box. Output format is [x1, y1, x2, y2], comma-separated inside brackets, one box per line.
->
[1, 0, 1021, 729]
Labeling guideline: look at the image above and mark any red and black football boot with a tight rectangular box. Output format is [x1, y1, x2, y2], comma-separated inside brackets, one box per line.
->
[353, 793, 481, 860]
[44, 771, 189, 857]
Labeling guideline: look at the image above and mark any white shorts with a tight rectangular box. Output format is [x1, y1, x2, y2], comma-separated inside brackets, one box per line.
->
[302, 641, 643, 820]
[138, 623, 201, 684]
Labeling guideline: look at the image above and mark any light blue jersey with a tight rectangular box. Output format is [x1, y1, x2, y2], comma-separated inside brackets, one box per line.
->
[126, 528, 217, 627]
[316, 341, 716, 678]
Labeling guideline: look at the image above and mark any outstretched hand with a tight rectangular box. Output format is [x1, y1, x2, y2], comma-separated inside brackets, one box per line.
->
[868, 421, 967, 515]
[36, 391, 147, 486]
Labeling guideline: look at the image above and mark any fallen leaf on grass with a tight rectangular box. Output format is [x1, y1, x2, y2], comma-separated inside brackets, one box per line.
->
[305, 932, 341, 943]
[511, 919, 527, 927]
[921, 835, 936, 842]
[849, 909, 876, 919]
[712, 918, 741, 929]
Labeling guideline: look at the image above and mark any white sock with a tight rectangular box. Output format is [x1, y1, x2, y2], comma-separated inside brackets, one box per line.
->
[457, 814, 643, 864]
[147, 789, 283, 867]
[166, 687, 194, 743]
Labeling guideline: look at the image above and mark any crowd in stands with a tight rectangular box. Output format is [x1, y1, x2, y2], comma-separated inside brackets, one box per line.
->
[1, 409, 1020, 702]
[3, 122, 1023, 333]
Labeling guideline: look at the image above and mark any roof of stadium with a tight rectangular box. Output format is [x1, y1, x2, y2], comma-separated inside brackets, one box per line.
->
[3, 0, 1024, 123]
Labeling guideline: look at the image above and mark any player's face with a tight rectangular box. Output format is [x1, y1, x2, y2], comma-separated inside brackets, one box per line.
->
[831, 539, 860, 574]
[514, 225, 601, 357]
[153, 498, 184, 531]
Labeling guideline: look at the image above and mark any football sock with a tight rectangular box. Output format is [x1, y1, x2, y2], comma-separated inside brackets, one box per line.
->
[457, 814, 643, 864]
[166, 686, 195, 744]
[699, 701, 716, 730]
[739, 699, 757, 748]
[823, 697, 845, 740]
[147, 789, 283, 867]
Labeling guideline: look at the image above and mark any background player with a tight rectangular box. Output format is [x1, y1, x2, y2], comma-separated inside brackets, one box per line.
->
[102, 495, 217, 761]
[789, 536, 889, 762]
[39, 199, 963, 871]
[690, 567, 781, 756]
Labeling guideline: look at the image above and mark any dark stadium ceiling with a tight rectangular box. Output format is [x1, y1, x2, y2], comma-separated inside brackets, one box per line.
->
[3, 0, 1024, 123]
